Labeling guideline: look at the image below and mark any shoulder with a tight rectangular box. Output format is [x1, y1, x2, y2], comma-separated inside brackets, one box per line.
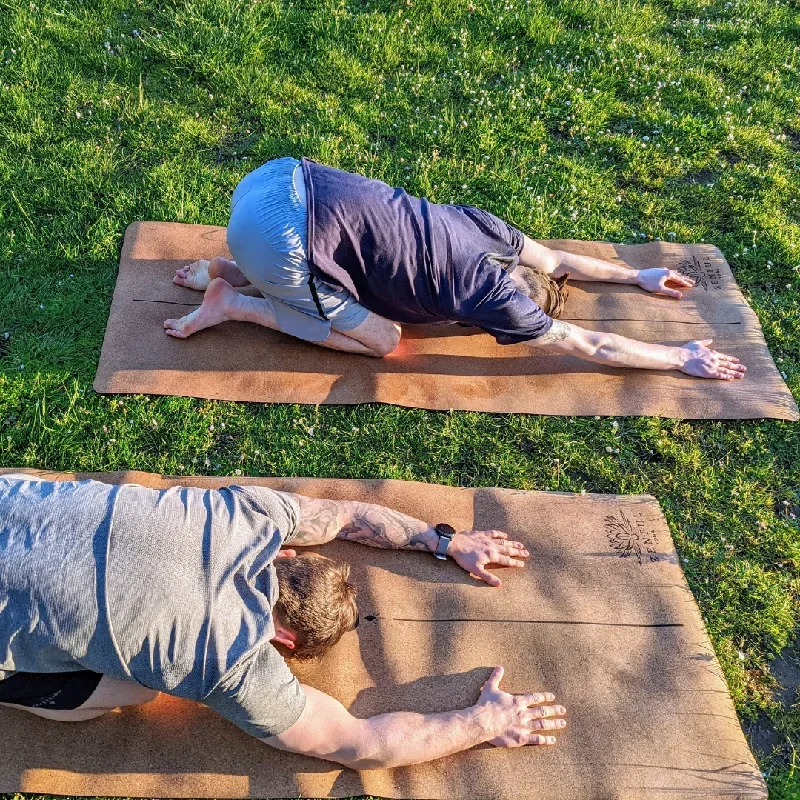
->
[204, 644, 306, 739]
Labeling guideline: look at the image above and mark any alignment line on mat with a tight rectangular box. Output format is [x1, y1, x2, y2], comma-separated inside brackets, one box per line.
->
[562, 319, 743, 325]
[132, 299, 201, 307]
[364, 616, 683, 628]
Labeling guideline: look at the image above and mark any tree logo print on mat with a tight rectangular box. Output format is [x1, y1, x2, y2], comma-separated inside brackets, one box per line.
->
[677, 254, 724, 291]
[605, 509, 660, 565]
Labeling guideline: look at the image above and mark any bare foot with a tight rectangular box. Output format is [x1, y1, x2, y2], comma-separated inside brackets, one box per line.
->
[173, 257, 249, 291]
[174, 259, 214, 290]
[164, 278, 239, 338]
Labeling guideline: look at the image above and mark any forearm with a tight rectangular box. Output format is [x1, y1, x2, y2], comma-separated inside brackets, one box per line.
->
[348, 706, 489, 769]
[552, 249, 640, 284]
[530, 321, 684, 371]
[519, 236, 639, 284]
[289, 494, 438, 551]
[266, 688, 493, 770]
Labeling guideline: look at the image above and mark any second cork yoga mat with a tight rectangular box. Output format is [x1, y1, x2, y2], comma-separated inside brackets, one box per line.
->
[93, 222, 798, 419]
[0, 468, 766, 799]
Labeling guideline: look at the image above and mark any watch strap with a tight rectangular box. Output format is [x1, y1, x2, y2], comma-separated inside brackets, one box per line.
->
[434, 523, 455, 561]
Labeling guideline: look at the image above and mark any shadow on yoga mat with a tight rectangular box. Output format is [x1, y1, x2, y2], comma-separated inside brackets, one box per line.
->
[0, 468, 767, 800]
[92, 222, 798, 419]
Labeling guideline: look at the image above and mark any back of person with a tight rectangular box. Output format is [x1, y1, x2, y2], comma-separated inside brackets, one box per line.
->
[302, 160, 552, 343]
[0, 475, 296, 699]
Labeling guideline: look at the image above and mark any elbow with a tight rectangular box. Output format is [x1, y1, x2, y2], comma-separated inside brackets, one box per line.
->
[339, 754, 389, 771]
[335, 726, 397, 771]
[574, 331, 614, 362]
[593, 341, 616, 361]
[550, 249, 569, 275]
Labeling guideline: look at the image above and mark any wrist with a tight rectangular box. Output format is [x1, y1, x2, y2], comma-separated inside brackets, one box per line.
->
[469, 702, 499, 743]
[632, 269, 644, 287]
[671, 346, 690, 370]
[416, 526, 440, 553]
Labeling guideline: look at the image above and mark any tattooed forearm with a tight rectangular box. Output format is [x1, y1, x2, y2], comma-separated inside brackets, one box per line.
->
[338, 504, 436, 552]
[290, 495, 437, 551]
[290, 496, 344, 546]
[537, 319, 571, 344]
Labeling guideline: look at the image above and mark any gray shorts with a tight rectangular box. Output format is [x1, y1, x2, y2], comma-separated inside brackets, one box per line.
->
[227, 157, 370, 342]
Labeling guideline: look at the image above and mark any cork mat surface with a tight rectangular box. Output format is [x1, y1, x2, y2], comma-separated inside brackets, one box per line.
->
[0, 469, 767, 799]
[92, 222, 798, 420]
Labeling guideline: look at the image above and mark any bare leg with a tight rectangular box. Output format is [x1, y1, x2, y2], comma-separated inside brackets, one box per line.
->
[174, 256, 251, 291]
[164, 278, 401, 357]
[0, 676, 160, 722]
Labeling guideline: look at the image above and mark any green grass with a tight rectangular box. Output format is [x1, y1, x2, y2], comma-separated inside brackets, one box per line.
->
[1, 0, 799, 794]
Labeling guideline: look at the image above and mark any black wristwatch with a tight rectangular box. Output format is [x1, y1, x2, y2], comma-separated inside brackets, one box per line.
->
[433, 523, 456, 560]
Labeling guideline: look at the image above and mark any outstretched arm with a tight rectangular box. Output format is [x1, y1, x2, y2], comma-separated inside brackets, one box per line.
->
[528, 320, 746, 380]
[287, 495, 529, 586]
[263, 667, 566, 769]
[519, 236, 694, 297]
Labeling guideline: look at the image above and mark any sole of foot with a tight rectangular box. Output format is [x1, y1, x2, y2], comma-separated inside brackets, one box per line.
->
[164, 278, 237, 338]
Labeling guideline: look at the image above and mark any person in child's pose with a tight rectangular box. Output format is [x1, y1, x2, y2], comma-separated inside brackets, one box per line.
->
[165, 157, 745, 381]
[0, 472, 564, 767]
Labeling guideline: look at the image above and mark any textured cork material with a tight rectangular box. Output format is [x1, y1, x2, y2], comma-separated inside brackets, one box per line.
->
[0, 469, 767, 799]
[92, 223, 798, 419]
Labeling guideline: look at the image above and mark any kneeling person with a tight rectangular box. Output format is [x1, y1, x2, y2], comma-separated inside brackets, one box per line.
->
[165, 156, 744, 381]
[0, 474, 565, 767]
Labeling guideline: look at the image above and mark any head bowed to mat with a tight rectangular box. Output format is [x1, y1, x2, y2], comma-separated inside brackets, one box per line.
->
[93, 222, 797, 420]
[0, 468, 766, 800]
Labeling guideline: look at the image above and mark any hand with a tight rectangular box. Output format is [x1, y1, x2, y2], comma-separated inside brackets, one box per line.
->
[448, 530, 530, 587]
[636, 268, 695, 298]
[677, 339, 747, 380]
[475, 666, 566, 747]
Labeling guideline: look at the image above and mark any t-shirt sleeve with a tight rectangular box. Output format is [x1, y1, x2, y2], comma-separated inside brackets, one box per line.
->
[203, 644, 307, 739]
[228, 487, 302, 542]
[450, 258, 554, 344]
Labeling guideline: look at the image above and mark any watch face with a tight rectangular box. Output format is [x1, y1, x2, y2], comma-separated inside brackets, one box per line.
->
[436, 523, 456, 536]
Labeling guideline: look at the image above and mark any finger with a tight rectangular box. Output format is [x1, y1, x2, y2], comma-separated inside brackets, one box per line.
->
[722, 361, 746, 373]
[491, 553, 527, 568]
[526, 734, 557, 746]
[657, 287, 683, 299]
[276, 549, 297, 559]
[472, 564, 502, 587]
[489, 530, 508, 540]
[500, 544, 530, 559]
[719, 367, 745, 380]
[697, 339, 713, 346]
[528, 717, 567, 731]
[487, 666, 504, 691]
[670, 271, 695, 286]
[528, 704, 567, 719]
[522, 692, 556, 706]
[716, 352, 741, 363]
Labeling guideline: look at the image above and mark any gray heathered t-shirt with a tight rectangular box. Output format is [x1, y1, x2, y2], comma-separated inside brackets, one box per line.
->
[0, 474, 306, 738]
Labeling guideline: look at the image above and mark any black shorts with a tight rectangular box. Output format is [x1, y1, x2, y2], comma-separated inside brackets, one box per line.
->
[0, 670, 103, 710]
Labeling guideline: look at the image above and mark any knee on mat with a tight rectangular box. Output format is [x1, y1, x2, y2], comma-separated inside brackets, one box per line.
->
[137, 687, 162, 705]
[370, 325, 401, 358]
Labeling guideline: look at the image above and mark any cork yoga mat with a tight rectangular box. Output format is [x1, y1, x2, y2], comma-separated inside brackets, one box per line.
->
[93, 222, 798, 420]
[0, 468, 766, 800]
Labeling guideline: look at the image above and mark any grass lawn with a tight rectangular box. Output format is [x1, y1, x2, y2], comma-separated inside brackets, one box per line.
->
[1, 0, 799, 794]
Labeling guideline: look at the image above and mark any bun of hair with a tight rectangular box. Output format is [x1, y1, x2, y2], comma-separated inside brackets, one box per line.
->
[521, 267, 570, 318]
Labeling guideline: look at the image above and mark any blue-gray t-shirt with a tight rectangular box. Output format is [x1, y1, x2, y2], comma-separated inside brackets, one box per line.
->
[301, 158, 554, 343]
[0, 474, 306, 738]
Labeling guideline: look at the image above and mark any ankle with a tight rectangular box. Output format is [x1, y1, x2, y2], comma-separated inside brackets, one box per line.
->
[208, 257, 226, 282]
